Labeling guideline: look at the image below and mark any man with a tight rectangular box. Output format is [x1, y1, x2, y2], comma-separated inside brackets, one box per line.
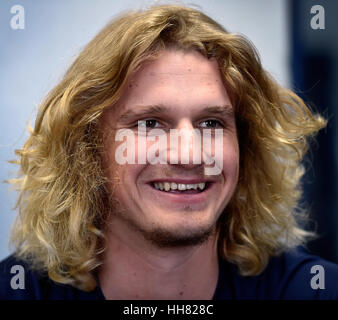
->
[1, 4, 338, 300]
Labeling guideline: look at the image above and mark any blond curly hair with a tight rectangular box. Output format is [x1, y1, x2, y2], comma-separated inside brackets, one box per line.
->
[7, 4, 326, 291]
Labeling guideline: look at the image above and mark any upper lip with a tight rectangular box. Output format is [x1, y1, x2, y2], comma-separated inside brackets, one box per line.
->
[148, 178, 214, 184]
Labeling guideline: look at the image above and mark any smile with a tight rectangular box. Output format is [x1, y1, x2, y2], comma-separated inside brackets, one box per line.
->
[145, 178, 216, 206]
[153, 181, 206, 192]
[150, 181, 213, 195]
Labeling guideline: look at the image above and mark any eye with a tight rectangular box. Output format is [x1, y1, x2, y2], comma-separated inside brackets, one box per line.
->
[199, 119, 224, 128]
[138, 119, 161, 128]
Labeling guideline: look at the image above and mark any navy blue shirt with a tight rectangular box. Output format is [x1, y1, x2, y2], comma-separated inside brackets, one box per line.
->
[1, 247, 338, 300]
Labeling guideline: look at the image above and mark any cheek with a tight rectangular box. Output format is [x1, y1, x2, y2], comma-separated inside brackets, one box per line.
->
[222, 138, 239, 178]
[110, 163, 144, 187]
[134, 135, 151, 164]
[205, 131, 239, 176]
[101, 143, 130, 192]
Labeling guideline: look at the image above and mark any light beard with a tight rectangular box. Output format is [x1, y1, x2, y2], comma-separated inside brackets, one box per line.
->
[107, 193, 215, 248]
[141, 224, 215, 248]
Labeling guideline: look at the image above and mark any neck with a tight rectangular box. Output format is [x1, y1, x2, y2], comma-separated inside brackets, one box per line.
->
[98, 218, 219, 300]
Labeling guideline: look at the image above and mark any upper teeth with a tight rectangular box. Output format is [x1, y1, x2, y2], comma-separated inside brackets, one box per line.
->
[153, 182, 206, 191]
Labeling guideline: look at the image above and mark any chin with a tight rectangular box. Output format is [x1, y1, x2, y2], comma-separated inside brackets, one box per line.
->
[140, 223, 216, 248]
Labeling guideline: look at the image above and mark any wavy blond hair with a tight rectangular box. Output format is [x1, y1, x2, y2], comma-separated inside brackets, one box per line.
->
[8, 4, 326, 291]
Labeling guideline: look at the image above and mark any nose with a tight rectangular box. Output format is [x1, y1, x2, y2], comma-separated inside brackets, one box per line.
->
[167, 119, 203, 169]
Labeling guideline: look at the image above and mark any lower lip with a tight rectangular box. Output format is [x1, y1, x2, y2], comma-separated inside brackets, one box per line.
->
[145, 182, 215, 205]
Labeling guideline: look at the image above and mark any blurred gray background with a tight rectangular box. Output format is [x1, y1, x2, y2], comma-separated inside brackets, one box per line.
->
[0, 0, 336, 262]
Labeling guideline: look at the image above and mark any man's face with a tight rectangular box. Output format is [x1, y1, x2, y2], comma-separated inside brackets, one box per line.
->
[100, 49, 239, 247]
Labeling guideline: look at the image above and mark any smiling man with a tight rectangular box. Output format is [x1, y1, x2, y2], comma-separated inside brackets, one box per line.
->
[1, 4, 338, 300]
[97, 49, 239, 299]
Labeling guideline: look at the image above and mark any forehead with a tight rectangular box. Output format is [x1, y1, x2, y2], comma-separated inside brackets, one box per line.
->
[108, 49, 232, 118]
[134, 49, 220, 76]
[128, 49, 223, 89]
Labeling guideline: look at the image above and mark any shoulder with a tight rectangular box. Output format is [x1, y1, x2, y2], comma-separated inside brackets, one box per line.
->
[0, 254, 42, 299]
[269, 246, 338, 299]
[0, 253, 61, 299]
[0, 254, 103, 300]
[219, 246, 338, 300]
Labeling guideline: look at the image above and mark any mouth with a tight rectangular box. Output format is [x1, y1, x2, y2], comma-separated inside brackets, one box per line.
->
[148, 180, 213, 194]
[145, 179, 215, 206]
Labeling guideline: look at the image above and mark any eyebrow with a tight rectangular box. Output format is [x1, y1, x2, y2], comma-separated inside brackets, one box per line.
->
[119, 104, 234, 122]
